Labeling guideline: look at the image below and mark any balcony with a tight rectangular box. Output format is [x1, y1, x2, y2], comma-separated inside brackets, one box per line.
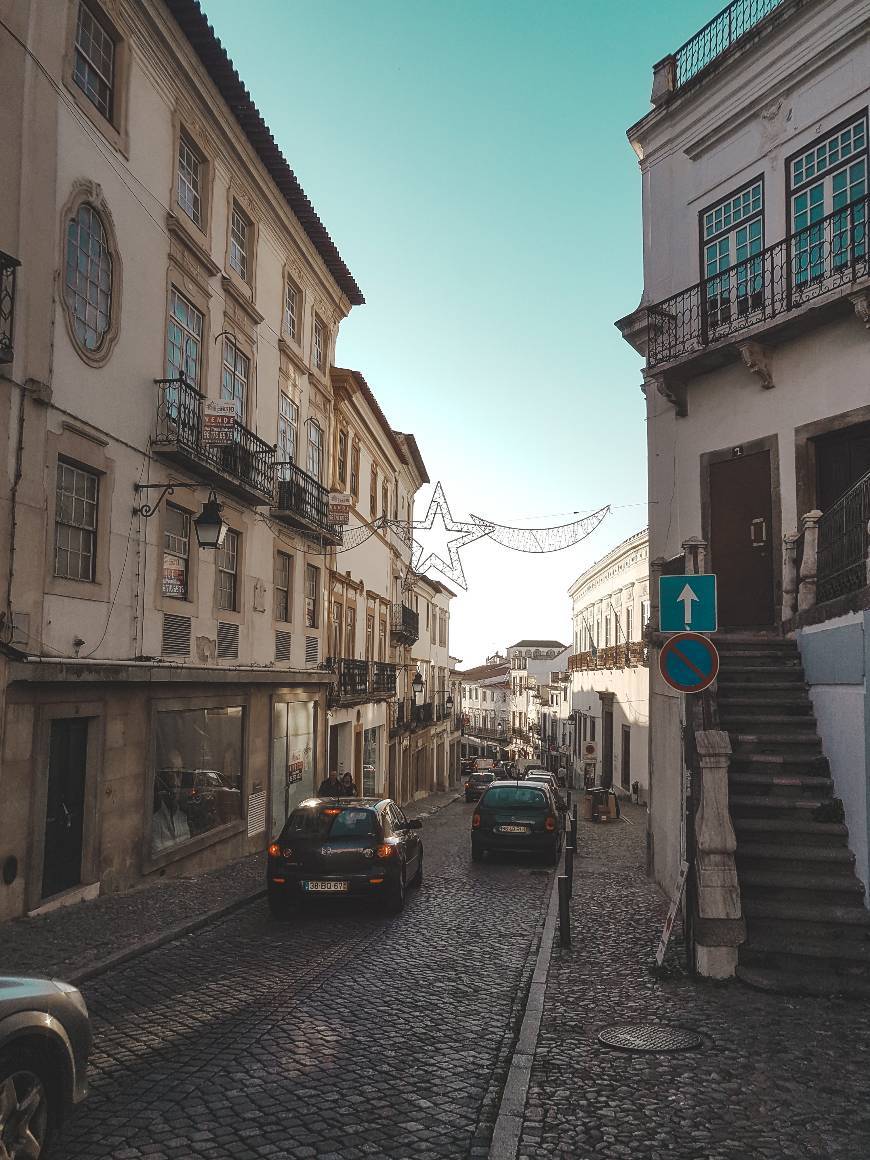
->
[154, 377, 275, 505]
[371, 660, 397, 697]
[391, 603, 419, 646]
[412, 701, 434, 729]
[568, 643, 649, 673]
[0, 251, 20, 364]
[331, 658, 370, 705]
[465, 725, 507, 743]
[672, 0, 785, 91]
[390, 699, 410, 737]
[646, 195, 869, 380]
[272, 461, 342, 543]
[816, 469, 870, 606]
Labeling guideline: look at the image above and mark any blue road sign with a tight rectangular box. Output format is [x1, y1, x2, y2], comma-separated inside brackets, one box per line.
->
[659, 632, 720, 694]
[659, 574, 718, 633]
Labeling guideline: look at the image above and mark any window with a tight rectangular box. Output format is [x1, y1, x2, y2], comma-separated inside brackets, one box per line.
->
[176, 133, 203, 228]
[284, 278, 300, 341]
[55, 461, 98, 581]
[220, 337, 248, 420]
[166, 288, 202, 385]
[313, 316, 325, 371]
[64, 203, 112, 352]
[625, 605, 633, 643]
[162, 505, 190, 599]
[73, 2, 115, 120]
[216, 529, 239, 611]
[702, 180, 764, 329]
[331, 601, 343, 659]
[345, 604, 356, 657]
[370, 466, 378, 518]
[350, 445, 360, 499]
[338, 430, 348, 486]
[641, 599, 651, 632]
[305, 563, 319, 628]
[379, 615, 387, 661]
[306, 420, 323, 482]
[274, 551, 292, 622]
[382, 480, 389, 520]
[229, 201, 250, 281]
[278, 393, 298, 476]
[366, 612, 375, 661]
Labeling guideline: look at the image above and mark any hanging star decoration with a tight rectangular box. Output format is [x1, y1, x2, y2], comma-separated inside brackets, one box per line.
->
[409, 483, 494, 591]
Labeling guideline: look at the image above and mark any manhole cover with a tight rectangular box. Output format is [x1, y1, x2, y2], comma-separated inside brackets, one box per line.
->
[597, 1024, 702, 1053]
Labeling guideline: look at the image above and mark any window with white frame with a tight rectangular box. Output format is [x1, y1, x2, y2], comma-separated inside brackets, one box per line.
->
[216, 529, 239, 611]
[220, 337, 248, 420]
[278, 393, 298, 479]
[55, 461, 98, 581]
[284, 277, 300, 341]
[166, 288, 202, 386]
[65, 203, 112, 352]
[313, 316, 325, 371]
[305, 563, 319, 628]
[162, 505, 190, 599]
[73, 2, 115, 120]
[229, 201, 250, 281]
[625, 605, 633, 643]
[306, 419, 323, 481]
[702, 179, 764, 329]
[176, 133, 203, 228]
[274, 550, 292, 622]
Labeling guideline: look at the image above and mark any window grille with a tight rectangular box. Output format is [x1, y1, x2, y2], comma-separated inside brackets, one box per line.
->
[161, 613, 191, 657]
[217, 621, 240, 660]
[73, 2, 114, 119]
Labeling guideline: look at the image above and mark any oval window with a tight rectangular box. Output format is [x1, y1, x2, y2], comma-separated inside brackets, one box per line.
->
[65, 203, 113, 352]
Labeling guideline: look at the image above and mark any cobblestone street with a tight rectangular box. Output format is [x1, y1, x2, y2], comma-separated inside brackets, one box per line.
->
[44, 797, 551, 1160]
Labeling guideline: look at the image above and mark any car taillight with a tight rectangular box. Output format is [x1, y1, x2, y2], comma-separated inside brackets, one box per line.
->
[376, 844, 395, 859]
[267, 843, 281, 857]
[472, 814, 481, 829]
[545, 816, 556, 832]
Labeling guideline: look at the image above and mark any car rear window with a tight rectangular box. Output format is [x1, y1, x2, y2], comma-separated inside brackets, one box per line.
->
[283, 807, 378, 839]
[470, 773, 495, 784]
[481, 786, 549, 809]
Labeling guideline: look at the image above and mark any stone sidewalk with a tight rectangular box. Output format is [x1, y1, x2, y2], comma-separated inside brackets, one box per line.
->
[1, 786, 461, 985]
[518, 801, 870, 1160]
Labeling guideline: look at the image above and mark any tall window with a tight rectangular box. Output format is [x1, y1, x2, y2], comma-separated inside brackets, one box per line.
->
[382, 480, 389, 520]
[345, 604, 356, 657]
[304, 563, 319, 627]
[702, 180, 764, 328]
[379, 615, 387, 661]
[55, 461, 98, 581]
[176, 134, 203, 228]
[229, 201, 250, 281]
[284, 278, 300, 340]
[350, 445, 360, 498]
[331, 601, 343, 659]
[370, 466, 378, 518]
[791, 116, 867, 286]
[625, 605, 633, 643]
[274, 551, 292, 622]
[278, 393, 298, 477]
[366, 612, 375, 661]
[337, 430, 348, 486]
[313, 316, 325, 371]
[65, 204, 112, 352]
[162, 506, 190, 599]
[217, 529, 239, 611]
[73, 2, 115, 120]
[166, 288, 202, 385]
[306, 420, 323, 481]
[220, 337, 248, 420]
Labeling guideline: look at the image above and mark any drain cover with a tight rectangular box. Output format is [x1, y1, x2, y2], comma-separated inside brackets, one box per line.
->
[597, 1023, 702, 1053]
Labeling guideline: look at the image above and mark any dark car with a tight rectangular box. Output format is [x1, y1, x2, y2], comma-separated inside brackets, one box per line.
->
[0, 975, 92, 1158]
[267, 797, 422, 916]
[471, 780, 564, 865]
[464, 771, 496, 802]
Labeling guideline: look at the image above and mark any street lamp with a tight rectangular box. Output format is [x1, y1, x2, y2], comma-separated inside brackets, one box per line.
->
[411, 669, 424, 705]
[193, 490, 228, 549]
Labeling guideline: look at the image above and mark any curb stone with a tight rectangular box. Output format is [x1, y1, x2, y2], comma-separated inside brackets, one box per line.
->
[68, 788, 464, 987]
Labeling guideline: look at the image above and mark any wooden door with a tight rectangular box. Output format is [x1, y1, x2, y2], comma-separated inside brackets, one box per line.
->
[601, 709, 614, 789]
[42, 719, 88, 899]
[621, 725, 631, 790]
[709, 450, 774, 627]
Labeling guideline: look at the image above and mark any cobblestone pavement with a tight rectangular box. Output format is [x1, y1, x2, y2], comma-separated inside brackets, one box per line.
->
[45, 795, 550, 1160]
[1, 788, 462, 983]
[519, 802, 870, 1160]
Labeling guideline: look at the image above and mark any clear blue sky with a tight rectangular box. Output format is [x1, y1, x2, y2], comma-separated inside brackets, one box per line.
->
[203, 0, 725, 665]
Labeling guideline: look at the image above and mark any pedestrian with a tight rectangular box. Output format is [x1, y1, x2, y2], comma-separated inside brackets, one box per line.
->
[339, 771, 356, 797]
[317, 770, 342, 797]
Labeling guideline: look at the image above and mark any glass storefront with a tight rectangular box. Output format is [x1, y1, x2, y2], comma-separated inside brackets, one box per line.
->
[271, 700, 316, 836]
[363, 726, 381, 796]
[152, 706, 244, 856]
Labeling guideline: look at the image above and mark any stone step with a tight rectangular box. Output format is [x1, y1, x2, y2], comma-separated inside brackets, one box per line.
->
[736, 963, 870, 998]
[739, 867, 865, 908]
[729, 772, 834, 796]
[730, 794, 828, 815]
[740, 934, 870, 976]
[744, 907, 870, 943]
[718, 679, 809, 695]
[729, 752, 829, 774]
[730, 733, 822, 753]
[719, 658, 804, 673]
[717, 666, 806, 683]
[721, 714, 818, 732]
[732, 817, 849, 846]
[717, 695, 813, 714]
[736, 842, 855, 866]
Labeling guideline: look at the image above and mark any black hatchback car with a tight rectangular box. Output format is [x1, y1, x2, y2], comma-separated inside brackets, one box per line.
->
[267, 797, 422, 916]
[464, 771, 496, 802]
[471, 780, 564, 865]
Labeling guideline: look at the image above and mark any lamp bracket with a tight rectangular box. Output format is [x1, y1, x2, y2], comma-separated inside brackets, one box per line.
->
[133, 481, 199, 518]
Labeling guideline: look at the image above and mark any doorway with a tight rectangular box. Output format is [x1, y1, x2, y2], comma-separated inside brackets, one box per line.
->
[42, 719, 88, 899]
[708, 448, 775, 627]
[601, 708, 614, 789]
[621, 725, 631, 791]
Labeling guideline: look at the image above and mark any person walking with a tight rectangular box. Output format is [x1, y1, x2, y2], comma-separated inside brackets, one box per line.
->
[317, 771, 342, 797]
[339, 771, 357, 797]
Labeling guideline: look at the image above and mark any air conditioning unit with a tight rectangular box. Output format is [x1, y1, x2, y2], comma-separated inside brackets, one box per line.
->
[583, 741, 598, 759]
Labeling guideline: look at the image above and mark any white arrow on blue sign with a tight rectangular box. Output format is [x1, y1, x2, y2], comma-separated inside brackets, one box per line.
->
[659, 574, 718, 633]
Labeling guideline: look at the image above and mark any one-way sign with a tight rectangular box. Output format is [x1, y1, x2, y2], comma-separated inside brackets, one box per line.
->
[659, 574, 718, 633]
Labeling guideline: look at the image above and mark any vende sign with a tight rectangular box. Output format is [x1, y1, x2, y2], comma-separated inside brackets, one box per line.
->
[203, 400, 237, 445]
[328, 492, 352, 525]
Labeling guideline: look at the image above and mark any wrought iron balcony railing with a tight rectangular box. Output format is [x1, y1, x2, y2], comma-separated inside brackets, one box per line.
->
[647, 194, 869, 371]
[817, 469, 870, 606]
[674, 0, 784, 89]
[274, 461, 342, 542]
[568, 643, 649, 672]
[371, 660, 397, 697]
[332, 658, 370, 702]
[390, 699, 410, 737]
[412, 701, 434, 729]
[154, 376, 275, 503]
[390, 603, 419, 645]
[0, 251, 21, 364]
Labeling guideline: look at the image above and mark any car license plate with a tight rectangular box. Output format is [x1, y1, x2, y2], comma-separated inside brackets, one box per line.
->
[498, 824, 530, 834]
[303, 880, 349, 892]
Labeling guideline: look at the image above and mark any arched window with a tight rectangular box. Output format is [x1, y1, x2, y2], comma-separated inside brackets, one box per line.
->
[65, 203, 113, 352]
[306, 419, 323, 481]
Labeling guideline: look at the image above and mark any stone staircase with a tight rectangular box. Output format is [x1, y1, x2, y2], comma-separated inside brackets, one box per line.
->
[716, 635, 870, 997]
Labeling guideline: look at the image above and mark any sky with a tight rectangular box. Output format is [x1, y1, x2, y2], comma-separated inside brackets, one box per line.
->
[203, 0, 727, 667]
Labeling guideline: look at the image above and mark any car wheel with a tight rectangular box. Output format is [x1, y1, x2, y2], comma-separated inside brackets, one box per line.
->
[412, 853, 423, 888]
[0, 1046, 53, 1160]
[471, 842, 484, 863]
[385, 865, 406, 913]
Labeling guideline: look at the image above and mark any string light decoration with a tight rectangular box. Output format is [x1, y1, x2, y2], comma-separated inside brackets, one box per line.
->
[470, 507, 610, 553]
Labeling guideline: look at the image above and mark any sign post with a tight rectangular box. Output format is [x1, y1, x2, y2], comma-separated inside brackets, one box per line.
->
[659, 574, 718, 633]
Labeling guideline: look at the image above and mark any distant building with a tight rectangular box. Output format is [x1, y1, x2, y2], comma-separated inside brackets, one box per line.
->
[506, 640, 569, 760]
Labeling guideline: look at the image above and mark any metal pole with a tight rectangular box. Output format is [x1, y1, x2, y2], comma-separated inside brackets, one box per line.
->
[558, 875, 571, 948]
[565, 843, 574, 898]
[566, 786, 572, 810]
[572, 802, 579, 849]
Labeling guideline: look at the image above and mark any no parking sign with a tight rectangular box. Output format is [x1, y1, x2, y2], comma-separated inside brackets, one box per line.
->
[658, 632, 719, 694]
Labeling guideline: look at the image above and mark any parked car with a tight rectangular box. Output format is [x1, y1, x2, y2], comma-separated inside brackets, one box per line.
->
[525, 770, 567, 807]
[0, 975, 92, 1158]
[464, 771, 496, 802]
[471, 780, 564, 865]
[472, 757, 495, 771]
[267, 797, 422, 916]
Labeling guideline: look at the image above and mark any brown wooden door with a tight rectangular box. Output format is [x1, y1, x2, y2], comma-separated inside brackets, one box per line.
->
[709, 450, 774, 627]
[42, 719, 88, 899]
[601, 709, 614, 789]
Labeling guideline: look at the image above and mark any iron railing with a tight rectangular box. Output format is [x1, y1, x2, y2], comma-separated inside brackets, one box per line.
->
[334, 658, 369, 701]
[568, 643, 649, 672]
[817, 470, 870, 605]
[274, 461, 340, 537]
[391, 699, 409, 736]
[412, 701, 434, 729]
[648, 193, 869, 369]
[0, 251, 20, 364]
[674, 0, 784, 88]
[390, 603, 419, 645]
[371, 660, 397, 696]
[154, 376, 275, 499]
